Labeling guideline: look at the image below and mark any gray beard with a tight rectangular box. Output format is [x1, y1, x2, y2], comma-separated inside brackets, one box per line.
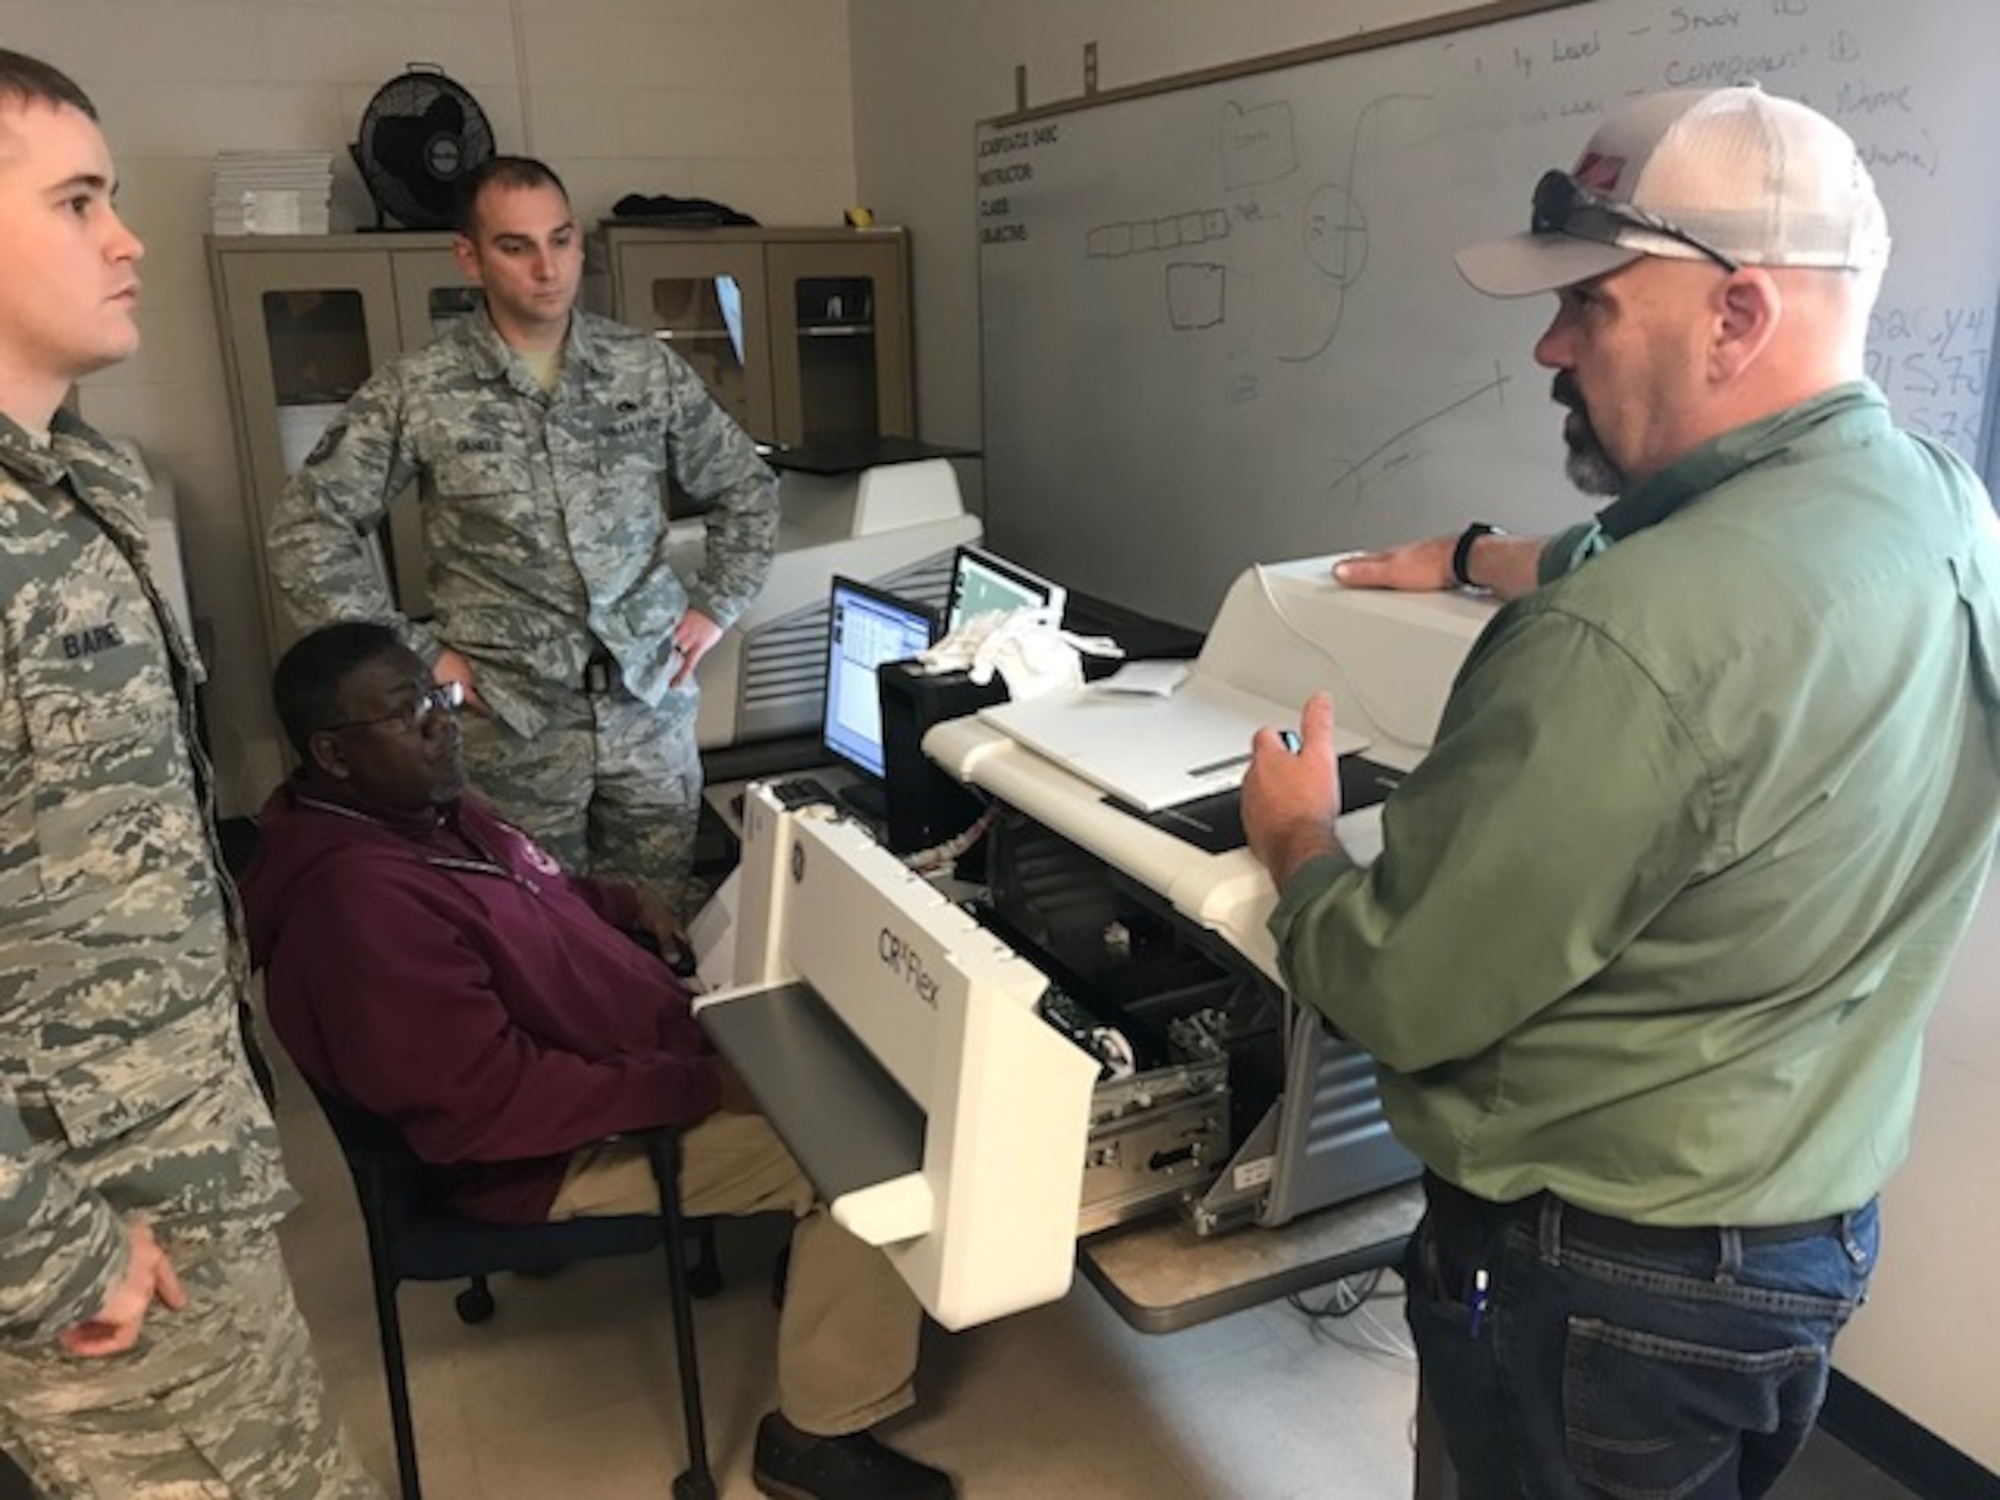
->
[1565, 442, 1623, 496]
[1562, 412, 1624, 497]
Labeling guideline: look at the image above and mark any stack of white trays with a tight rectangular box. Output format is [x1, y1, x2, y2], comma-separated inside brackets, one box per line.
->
[211, 151, 334, 235]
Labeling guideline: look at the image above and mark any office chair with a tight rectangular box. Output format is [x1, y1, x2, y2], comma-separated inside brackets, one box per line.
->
[306, 1080, 723, 1500]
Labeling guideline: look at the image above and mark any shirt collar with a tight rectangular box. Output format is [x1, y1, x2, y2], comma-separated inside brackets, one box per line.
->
[0, 410, 71, 485]
[0, 408, 151, 536]
[460, 304, 609, 390]
[295, 778, 461, 840]
[1594, 381, 1893, 542]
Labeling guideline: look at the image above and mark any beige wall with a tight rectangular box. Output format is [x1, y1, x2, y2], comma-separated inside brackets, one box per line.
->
[1829, 867, 2000, 1470]
[844, 0, 2000, 1472]
[1, 0, 856, 811]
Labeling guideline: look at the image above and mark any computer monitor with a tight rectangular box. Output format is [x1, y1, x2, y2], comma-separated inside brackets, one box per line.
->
[945, 545, 1067, 633]
[820, 576, 940, 809]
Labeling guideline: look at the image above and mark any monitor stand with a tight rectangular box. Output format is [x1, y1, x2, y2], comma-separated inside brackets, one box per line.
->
[837, 778, 889, 824]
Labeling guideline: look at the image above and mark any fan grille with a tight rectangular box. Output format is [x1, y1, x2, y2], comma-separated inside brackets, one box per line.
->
[353, 67, 496, 231]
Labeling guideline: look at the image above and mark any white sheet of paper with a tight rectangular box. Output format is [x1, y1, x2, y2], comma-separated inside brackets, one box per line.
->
[1092, 660, 1191, 697]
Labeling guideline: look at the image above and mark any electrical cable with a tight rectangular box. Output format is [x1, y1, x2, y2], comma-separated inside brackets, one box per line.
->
[1287, 1266, 1415, 1361]
[902, 803, 998, 877]
[1286, 1265, 1386, 1320]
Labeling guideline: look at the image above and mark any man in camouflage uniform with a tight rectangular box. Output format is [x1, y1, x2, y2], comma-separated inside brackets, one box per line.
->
[268, 155, 779, 914]
[0, 50, 380, 1497]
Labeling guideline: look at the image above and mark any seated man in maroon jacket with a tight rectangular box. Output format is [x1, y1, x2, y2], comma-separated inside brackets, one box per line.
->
[244, 621, 953, 1500]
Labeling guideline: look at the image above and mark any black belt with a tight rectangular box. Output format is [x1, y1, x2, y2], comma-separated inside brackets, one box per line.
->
[583, 653, 619, 694]
[1422, 1171, 1847, 1252]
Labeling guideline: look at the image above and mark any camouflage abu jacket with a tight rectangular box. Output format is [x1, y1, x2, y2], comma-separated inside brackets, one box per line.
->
[0, 414, 294, 1342]
[267, 306, 780, 738]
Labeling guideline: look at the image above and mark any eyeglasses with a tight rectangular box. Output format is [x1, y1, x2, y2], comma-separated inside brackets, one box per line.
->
[1532, 169, 1741, 275]
[325, 679, 466, 735]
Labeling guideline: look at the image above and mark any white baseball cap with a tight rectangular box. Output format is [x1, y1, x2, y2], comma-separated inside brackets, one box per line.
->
[1456, 85, 1892, 298]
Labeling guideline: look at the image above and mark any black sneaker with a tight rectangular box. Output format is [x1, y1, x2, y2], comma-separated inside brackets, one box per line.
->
[752, 1412, 955, 1500]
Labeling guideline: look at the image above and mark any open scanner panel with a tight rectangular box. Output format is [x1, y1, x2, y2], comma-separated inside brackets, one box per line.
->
[700, 774, 1412, 1334]
[698, 790, 1101, 1331]
[978, 805, 1413, 1236]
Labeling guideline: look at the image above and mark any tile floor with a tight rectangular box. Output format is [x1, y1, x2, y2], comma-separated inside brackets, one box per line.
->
[264, 1026, 1919, 1500]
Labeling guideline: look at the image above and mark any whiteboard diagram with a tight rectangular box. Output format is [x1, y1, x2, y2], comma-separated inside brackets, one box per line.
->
[1074, 85, 1509, 503]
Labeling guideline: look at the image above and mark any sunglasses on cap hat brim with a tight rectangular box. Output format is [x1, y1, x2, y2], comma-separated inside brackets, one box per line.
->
[1456, 169, 1741, 298]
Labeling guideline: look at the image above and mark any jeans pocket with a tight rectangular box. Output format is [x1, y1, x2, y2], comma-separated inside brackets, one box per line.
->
[1563, 1316, 1826, 1500]
[1404, 1216, 1447, 1304]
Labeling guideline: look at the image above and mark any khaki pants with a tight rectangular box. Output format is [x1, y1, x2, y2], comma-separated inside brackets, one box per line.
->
[548, 1111, 920, 1437]
[0, 1231, 381, 1499]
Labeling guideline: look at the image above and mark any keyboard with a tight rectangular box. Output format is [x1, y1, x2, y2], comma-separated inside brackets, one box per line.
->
[769, 776, 836, 809]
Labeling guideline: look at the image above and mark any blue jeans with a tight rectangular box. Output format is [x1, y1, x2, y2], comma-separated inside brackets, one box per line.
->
[1403, 1180, 1878, 1500]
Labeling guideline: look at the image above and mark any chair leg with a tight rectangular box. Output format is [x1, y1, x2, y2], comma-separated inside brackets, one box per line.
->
[647, 1133, 716, 1500]
[687, 1220, 722, 1300]
[361, 1200, 424, 1500]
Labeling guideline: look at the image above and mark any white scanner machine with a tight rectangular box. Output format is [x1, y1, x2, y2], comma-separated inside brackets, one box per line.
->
[682, 455, 980, 750]
[695, 558, 1491, 1331]
[932, 557, 1494, 979]
[694, 793, 1099, 1331]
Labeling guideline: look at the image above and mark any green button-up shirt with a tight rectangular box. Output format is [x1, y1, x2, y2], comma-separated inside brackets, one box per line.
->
[1271, 383, 2000, 1225]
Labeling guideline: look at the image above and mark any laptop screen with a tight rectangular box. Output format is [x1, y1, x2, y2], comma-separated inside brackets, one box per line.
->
[821, 576, 940, 780]
[944, 545, 1067, 633]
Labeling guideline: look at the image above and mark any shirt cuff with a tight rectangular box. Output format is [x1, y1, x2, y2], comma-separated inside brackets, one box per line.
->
[1266, 847, 1362, 943]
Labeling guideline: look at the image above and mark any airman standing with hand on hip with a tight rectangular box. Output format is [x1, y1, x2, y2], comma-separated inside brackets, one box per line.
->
[268, 155, 779, 918]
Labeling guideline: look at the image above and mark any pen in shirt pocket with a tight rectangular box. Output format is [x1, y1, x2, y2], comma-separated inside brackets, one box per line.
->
[1468, 1268, 1490, 1337]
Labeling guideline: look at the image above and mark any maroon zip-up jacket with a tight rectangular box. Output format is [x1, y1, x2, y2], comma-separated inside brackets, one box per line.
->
[243, 781, 720, 1222]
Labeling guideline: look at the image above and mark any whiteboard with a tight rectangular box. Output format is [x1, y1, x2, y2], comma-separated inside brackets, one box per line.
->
[976, 0, 2000, 630]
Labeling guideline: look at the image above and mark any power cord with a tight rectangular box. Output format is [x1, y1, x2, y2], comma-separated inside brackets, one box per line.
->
[1287, 1265, 1386, 1320]
[1287, 1266, 1415, 1361]
[903, 804, 998, 877]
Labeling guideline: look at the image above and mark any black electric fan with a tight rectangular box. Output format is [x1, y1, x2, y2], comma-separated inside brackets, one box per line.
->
[351, 63, 496, 230]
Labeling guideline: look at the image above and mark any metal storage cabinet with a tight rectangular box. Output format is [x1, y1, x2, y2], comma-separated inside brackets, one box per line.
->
[207, 233, 471, 662]
[598, 225, 914, 448]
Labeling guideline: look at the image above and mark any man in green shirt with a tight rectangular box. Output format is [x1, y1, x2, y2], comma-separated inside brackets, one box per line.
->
[1244, 86, 2000, 1496]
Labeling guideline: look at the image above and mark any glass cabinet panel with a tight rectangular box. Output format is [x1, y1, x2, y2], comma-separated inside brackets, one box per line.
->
[652, 272, 754, 425]
[426, 285, 483, 336]
[259, 287, 368, 474]
[791, 274, 880, 442]
[766, 237, 912, 447]
[607, 239, 773, 442]
[389, 248, 474, 351]
[212, 238, 464, 659]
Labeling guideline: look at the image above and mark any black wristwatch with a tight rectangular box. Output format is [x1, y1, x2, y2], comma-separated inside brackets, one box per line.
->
[1451, 522, 1504, 589]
